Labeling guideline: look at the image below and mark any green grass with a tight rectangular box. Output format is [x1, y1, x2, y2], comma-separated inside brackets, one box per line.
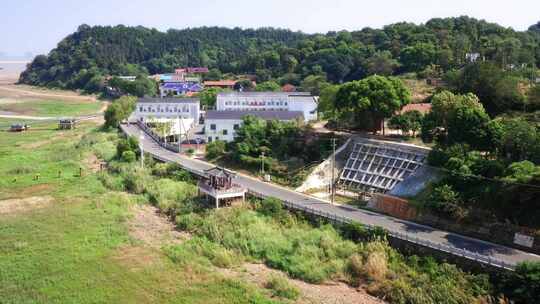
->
[0, 119, 282, 304]
[0, 99, 103, 117]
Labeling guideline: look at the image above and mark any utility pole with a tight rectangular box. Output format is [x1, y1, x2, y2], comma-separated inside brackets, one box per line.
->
[139, 134, 145, 169]
[331, 137, 336, 204]
[261, 152, 265, 175]
[178, 116, 183, 153]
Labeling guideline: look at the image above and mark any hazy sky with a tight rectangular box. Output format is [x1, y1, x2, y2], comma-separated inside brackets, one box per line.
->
[2, 0, 539, 56]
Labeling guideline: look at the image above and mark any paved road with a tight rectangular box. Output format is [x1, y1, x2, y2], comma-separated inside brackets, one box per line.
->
[122, 123, 540, 269]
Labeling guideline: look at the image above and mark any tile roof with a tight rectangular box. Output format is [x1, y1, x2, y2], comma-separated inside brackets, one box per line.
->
[205, 110, 304, 121]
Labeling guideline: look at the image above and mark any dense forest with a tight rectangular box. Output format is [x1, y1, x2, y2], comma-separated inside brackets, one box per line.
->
[20, 17, 540, 91]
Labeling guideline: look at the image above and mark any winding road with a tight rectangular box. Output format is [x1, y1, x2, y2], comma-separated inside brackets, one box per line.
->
[121, 123, 540, 270]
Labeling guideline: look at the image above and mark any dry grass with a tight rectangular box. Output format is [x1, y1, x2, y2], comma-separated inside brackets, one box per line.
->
[0, 195, 54, 215]
[364, 251, 388, 282]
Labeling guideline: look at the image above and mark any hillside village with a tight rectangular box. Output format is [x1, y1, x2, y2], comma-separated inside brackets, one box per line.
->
[2, 14, 540, 304]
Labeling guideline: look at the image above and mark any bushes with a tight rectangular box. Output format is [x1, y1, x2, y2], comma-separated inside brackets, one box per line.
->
[171, 204, 491, 303]
[265, 275, 300, 300]
[116, 136, 139, 159]
[121, 151, 136, 162]
[206, 140, 226, 160]
[145, 179, 196, 216]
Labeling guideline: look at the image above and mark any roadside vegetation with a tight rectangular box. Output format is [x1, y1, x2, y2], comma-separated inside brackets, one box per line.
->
[204, 115, 342, 187]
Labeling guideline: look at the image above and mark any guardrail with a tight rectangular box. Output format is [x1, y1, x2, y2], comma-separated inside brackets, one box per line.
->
[247, 188, 515, 271]
[137, 121, 180, 153]
[123, 123, 516, 271]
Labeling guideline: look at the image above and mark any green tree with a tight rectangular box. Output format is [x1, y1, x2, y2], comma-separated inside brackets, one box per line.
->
[451, 62, 525, 115]
[527, 84, 540, 111]
[205, 140, 226, 160]
[388, 110, 423, 137]
[335, 75, 411, 131]
[400, 42, 437, 72]
[104, 96, 136, 128]
[317, 84, 340, 120]
[364, 51, 400, 76]
[300, 75, 329, 95]
[198, 87, 224, 108]
[255, 81, 280, 92]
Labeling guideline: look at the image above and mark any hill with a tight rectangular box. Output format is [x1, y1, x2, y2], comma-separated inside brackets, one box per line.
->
[19, 17, 540, 92]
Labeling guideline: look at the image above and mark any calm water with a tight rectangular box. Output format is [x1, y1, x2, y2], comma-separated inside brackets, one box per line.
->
[0, 61, 29, 77]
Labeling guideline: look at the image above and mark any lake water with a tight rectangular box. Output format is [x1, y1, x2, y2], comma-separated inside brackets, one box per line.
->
[0, 61, 29, 78]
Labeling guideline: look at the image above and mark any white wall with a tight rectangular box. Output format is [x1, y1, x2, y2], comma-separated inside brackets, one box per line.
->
[288, 99, 318, 121]
[204, 119, 243, 142]
[134, 102, 200, 122]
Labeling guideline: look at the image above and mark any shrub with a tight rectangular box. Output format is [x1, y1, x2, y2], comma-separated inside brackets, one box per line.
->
[146, 179, 196, 215]
[121, 150, 136, 162]
[258, 198, 285, 218]
[206, 140, 226, 160]
[122, 167, 152, 194]
[265, 275, 300, 300]
[364, 251, 388, 282]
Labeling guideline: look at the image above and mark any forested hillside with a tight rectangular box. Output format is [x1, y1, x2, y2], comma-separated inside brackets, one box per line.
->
[20, 17, 540, 91]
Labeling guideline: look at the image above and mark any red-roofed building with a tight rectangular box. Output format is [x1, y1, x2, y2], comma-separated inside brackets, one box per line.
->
[400, 103, 432, 115]
[281, 84, 296, 92]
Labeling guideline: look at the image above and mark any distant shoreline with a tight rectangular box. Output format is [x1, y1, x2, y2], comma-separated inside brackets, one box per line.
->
[0, 61, 31, 64]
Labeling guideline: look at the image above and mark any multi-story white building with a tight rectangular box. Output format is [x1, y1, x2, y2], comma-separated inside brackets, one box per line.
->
[133, 97, 201, 136]
[204, 110, 304, 142]
[216, 92, 318, 122]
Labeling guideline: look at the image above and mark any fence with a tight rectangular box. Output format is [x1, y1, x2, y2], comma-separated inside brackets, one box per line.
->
[137, 121, 180, 153]
[123, 123, 516, 271]
[247, 188, 516, 271]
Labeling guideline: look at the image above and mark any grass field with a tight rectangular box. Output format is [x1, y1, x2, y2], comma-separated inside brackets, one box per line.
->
[0, 99, 103, 117]
[0, 118, 282, 304]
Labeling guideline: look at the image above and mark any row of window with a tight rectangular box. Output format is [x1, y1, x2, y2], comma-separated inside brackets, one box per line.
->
[139, 106, 192, 113]
[224, 101, 288, 106]
[223, 108, 288, 111]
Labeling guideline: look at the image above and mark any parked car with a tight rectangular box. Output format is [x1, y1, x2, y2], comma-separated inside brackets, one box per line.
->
[10, 124, 29, 132]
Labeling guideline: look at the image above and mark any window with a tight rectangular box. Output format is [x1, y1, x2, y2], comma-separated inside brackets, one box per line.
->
[208, 136, 212, 142]
[233, 124, 239, 130]
[210, 124, 216, 130]
[139, 106, 143, 112]
[223, 129, 228, 135]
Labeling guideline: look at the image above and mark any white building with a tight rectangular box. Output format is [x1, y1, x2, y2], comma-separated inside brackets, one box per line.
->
[216, 92, 318, 122]
[133, 97, 201, 135]
[204, 110, 304, 142]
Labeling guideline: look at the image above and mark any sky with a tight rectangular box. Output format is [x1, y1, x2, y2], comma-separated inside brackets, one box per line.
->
[1, 0, 539, 57]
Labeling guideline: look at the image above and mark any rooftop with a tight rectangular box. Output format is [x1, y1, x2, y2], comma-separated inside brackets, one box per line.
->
[137, 97, 200, 104]
[217, 91, 312, 97]
[206, 110, 304, 121]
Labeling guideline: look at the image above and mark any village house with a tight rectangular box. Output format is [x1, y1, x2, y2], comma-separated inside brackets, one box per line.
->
[133, 97, 201, 137]
[216, 91, 318, 122]
[204, 110, 304, 142]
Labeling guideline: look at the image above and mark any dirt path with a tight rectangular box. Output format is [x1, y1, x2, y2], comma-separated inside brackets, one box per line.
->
[0, 196, 54, 215]
[128, 204, 190, 248]
[126, 205, 385, 303]
[0, 75, 96, 102]
[220, 263, 385, 304]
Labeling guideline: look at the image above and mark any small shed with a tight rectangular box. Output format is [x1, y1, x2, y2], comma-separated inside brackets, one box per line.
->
[58, 118, 77, 130]
[198, 166, 246, 208]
